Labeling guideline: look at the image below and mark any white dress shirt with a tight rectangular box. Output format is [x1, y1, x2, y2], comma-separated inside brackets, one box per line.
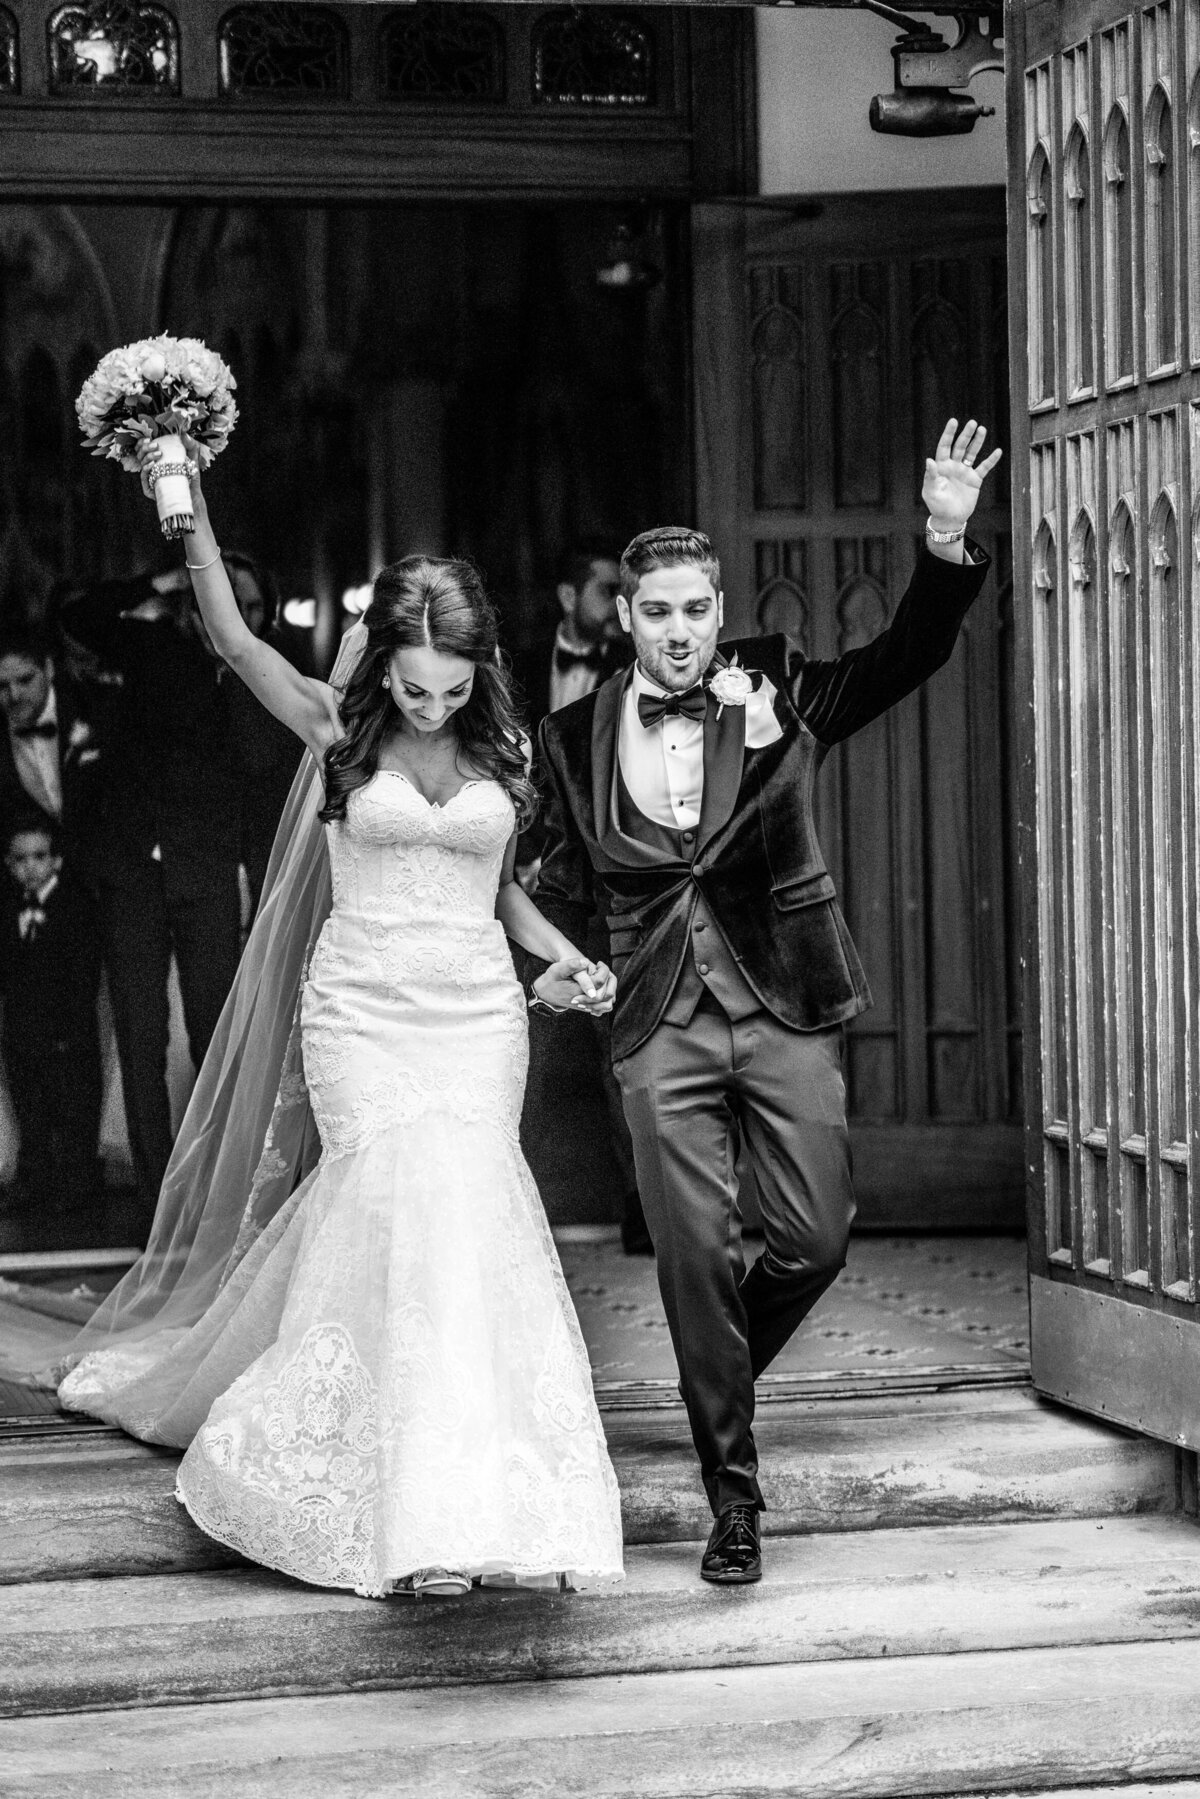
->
[618, 665, 705, 831]
[10, 687, 61, 820]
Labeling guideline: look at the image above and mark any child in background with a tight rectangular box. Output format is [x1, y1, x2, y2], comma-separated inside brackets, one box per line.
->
[0, 816, 103, 1242]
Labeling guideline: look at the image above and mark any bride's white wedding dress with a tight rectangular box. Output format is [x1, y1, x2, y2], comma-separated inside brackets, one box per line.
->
[60, 771, 624, 1596]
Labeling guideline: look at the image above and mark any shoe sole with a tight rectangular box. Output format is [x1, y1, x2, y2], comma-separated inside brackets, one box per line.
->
[700, 1565, 762, 1585]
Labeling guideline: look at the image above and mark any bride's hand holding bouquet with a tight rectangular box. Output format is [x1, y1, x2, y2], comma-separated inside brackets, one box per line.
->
[76, 334, 237, 540]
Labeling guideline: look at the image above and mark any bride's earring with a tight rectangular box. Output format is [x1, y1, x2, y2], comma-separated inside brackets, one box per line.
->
[382, 674, 391, 690]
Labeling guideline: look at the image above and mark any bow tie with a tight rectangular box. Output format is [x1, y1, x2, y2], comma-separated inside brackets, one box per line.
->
[14, 722, 57, 741]
[554, 642, 608, 675]
[637, 685, 707, 729]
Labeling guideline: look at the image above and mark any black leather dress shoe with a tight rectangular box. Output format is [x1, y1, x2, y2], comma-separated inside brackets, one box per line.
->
[700, 1505, 762, 1584]
[621, 1217, 655, 1256]
[621, 1199, 655, 1256]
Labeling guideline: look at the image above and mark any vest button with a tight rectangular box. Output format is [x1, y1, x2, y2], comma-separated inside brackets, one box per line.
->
[698, 963, 710, 975]
[694, 921, 706, 932]
[682, 831, 694, 842]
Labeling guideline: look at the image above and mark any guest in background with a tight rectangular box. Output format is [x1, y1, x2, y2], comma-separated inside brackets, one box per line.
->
[0, 625, 107, 874]
[514, 542, 649, 1255]
[0, 814, 103, 1241]
[58, 574, 246, 1226]
[514, 540, 630, 733]
[150, 551, 302, 914]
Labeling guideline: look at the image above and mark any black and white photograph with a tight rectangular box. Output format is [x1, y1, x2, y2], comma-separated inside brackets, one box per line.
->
[0, 0, 1198, 1792]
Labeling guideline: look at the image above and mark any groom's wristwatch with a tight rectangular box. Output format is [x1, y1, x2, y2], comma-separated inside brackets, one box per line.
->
[926, 517, 966, 543]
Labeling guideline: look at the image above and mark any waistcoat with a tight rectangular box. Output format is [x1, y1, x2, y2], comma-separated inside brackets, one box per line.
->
[615, 763, 761, 1026]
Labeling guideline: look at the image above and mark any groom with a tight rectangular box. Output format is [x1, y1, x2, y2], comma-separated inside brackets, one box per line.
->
[529, 419, 1001, 1584]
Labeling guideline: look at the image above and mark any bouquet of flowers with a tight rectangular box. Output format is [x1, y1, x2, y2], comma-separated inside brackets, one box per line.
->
[76, 335, 238, 539]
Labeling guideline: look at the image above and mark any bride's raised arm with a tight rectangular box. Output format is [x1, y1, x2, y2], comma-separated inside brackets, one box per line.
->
[135, 438, 341, 760]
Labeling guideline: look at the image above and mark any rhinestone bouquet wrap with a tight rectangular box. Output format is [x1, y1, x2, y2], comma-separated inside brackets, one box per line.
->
[76, 335, 238, 540]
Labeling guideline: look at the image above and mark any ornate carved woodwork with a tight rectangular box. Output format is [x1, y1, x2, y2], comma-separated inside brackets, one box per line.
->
[217, 3, 348, 96]
[380, 4, 504, 103]
[694, 191, 1017, 1226]
[1011, 0, 1200, 1450]
[0, 206, 128, 616]
[531, 7, 655, 107]
[0, 2, 752, 201]
[47, 0, 178, 92]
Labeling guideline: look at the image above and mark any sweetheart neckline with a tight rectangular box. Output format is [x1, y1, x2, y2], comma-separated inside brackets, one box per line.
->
[371, 770, 495, 812]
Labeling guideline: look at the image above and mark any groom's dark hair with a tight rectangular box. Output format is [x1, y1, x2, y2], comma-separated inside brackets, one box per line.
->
[619, 528, 721, 603]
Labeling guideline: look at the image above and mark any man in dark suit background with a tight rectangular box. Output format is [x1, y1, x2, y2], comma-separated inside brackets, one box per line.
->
[513, 541, 630, 736]
[530, 419, 1002, 1584]
[513, 541, 649, 1254]
[58, 576, 246, 1227]
[0, 813, 103, 1242]
[0, 625, 107, 874]
[150, 550, 303, 915]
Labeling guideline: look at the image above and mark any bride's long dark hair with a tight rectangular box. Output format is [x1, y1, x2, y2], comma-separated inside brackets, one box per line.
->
[318, 556, 536, 828]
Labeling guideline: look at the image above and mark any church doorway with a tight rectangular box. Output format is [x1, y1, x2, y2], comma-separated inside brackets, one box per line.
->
[0, 198, 692, 666]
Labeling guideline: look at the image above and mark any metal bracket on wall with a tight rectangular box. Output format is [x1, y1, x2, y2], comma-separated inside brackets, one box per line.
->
[851, 2, 1003, 135]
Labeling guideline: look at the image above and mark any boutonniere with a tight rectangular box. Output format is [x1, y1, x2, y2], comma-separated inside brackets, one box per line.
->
[67, 718, 93, 754]
[707, 654, 757, 719]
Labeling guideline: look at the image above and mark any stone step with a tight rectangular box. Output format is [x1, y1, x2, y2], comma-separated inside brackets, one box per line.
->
[0, 1386, 1177, 1584]
[2, 1513, 1199, 1717]
[2, 1638, 1200, 1796]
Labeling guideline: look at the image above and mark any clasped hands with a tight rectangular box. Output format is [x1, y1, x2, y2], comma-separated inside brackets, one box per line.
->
[534, 954, 617, 1015]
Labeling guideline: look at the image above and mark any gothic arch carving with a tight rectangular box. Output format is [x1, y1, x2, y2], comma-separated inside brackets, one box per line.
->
[1102, 104, 1134, 383]
[1064, 122, 1094, 394]
[0, 205, 125, 615]
[1027, 142, 1055, 404]
[1144, 84, 1177, 370]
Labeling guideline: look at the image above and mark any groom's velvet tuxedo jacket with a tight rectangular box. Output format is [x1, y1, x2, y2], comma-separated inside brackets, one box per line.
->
[533, 543, 990, 1063]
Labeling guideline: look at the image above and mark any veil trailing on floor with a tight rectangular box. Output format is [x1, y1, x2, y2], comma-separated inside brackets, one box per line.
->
[33, 621, 369, 1385]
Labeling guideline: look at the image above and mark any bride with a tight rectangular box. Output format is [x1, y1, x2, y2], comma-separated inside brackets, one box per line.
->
[57, 442, 625, 1599]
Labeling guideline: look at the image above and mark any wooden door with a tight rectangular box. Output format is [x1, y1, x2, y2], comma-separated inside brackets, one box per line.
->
[694, 192, 1021, 1228]
[1009, 0, 1200, 1445]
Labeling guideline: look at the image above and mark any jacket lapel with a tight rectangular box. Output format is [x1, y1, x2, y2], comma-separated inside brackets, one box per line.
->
[591, 667, 683, 870]
[696, 655, 746, 853]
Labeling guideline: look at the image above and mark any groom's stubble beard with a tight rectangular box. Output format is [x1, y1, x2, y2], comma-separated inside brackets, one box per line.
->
[630, 628, 720, 694]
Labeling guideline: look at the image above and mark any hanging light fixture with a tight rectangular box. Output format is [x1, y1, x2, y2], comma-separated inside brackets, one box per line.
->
[596, 218, 661, 293]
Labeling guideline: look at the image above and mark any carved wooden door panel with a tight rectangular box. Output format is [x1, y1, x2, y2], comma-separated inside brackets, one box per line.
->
[1010, 0, 1200, 1445]
[694, 193, 1019, 1228]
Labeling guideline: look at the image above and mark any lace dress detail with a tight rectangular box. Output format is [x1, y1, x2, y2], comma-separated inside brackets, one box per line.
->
[61, 774, 624, 1595]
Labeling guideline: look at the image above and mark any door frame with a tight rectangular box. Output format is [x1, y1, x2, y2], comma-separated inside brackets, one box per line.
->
[1007, 0, 1200, 1449]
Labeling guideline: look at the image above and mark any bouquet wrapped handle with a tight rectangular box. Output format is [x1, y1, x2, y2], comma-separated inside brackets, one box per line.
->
[150, 432, 195, 541]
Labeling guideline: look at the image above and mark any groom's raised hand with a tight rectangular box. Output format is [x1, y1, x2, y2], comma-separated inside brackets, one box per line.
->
[922, 417, 1003, 564]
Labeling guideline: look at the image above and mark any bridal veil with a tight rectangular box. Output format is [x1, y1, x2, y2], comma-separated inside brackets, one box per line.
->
[39, 621, 368, 1379]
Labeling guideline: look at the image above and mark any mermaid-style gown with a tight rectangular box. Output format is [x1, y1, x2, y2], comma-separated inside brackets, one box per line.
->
[60, 772, 624, 1595]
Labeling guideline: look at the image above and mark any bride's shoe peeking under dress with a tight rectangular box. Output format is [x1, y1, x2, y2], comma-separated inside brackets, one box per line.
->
[60, 770, 625, 1597]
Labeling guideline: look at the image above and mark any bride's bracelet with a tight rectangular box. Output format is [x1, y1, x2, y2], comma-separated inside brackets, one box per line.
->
[185, 546, 222, 572]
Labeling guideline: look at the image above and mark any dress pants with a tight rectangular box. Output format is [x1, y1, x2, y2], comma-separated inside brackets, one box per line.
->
[614, 989, 855, 1514]
[94, 857, 242, 1218]
[6, 1029, 103, 1239]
